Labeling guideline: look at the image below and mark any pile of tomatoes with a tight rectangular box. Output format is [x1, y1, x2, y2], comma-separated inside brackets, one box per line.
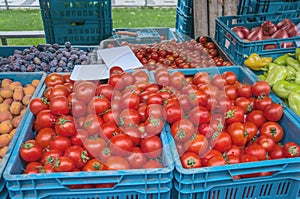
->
[113, 37, 232, 70]
[152, 67, 299, 177]
[22, 67, 169, 179]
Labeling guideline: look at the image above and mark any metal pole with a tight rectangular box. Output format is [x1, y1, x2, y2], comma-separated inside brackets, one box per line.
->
[4, 0, 9, 10]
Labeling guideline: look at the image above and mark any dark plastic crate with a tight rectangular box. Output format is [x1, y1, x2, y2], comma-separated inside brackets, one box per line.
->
[43, 18, 112, 45]
[177, 0, 193, 16]
[175, 8, 194, 39]
[215, 10, 300, 65]
[164, 66, 300, 199]
[39, 0, 112, 20]
[0, 72, 47, 199]
[237, 0, 300, 15]
[112, 28, 178, 44]
[3, 86, 174, 199]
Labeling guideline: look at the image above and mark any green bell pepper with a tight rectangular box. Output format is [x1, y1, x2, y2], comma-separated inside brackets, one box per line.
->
[287, 57, 300, 71]
[288, 92, 300, 116]
[273, 80, 300, 99]
[286, 65, 297, 79]
[294, 72, 300, 85]
[296, 48, 300, 62]
[264, 63, 288, 87]
[273, 53, 290, 66]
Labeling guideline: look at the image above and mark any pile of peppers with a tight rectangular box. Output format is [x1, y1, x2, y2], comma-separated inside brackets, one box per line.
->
[258, 48, 300, 116]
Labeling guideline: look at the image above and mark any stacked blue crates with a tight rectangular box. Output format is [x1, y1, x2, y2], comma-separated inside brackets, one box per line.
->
[175, 0, 194, 39]
[38, 0, 113, 45]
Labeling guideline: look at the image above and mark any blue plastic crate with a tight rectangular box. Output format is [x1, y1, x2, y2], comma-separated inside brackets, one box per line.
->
[177, 0, 193, 16]
[43, 18, 112, 45]
[3, 87, 174, 199]
[237, 0, 300, 15]
[215, 10, 300, 65]
[175, 8, 194, 39]
[39, 0, 112, 20]
[112, 28, 178, 44]
[0, 72, 47, 199]
[163, 66, 300, 199]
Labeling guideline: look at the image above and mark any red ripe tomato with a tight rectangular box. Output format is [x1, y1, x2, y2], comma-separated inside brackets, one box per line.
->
[48, 85, 70, 101]
[20, 140, 43, 162]
[244, 121, 258, 142]
[226, 144, 244, 158]
[104, 156, 130, 170]
[87, 96, 111, 115]
[227, 122, 248, 146]
[184, 133, 209, 156]
[245, 144, 267, 161]
[70, 99, 87, 118]
[164, 103, 184, 124]
[110, 66, 124, 75]
[49, 95, 70, 116]
[269, 144, 285, 159]
[225, 105, 244, 125]
[53, 156, 75, 172]
[225, 85, 238, 100]
[145, 104, 165, 119]
[29, 97, 49, 115]
[246, 110, 266, 128]
[225, 154, 240, 164]
[71, 129, 89, 146]
[55, 115, 76, 137]
[283, 142, 300, 158]
[84, 137, 106, 159]
[126, 147, 147, 169]
[131, 70, 149, 85]
[99, 122, 119, 140]
[201, 149, 222, 167]
[147, 93, 164, 105]
[45, 73, 65, 88]
[180, 152, 201, 168]
[251, 81, 271, 97]
[188, 106, 211, 126]
[49, 135, 71, 153]
[237, 84, 252, 98]
[82, 158, 105, 171]
[140, 135, 162, 159]
[263, 103, 284, 122]
[34, 110, 56, 131]
[193, 72, 210, 86]
[211, 131, 232, 153]
[239, 154, 259, 178]
[206, 154, 227, 167]
[257, 134, 275, 153]
[24, 162, 43, 174]
[120, 92, 140, 110]
[119, 108, 141, 128]
[188, 90, 208, 107]
[144, 117, 164, 137]
[221, 71, 237, 85]
[143, 159, 163, 169]
[171, 119, 195, 143]
[35, 127, 56, 148]
[254, 96, 272, 111]
[74, 81, 97, 104]
[169, 71, 186, 90]
[64, 145, 90, 169]
[41, 149, 61, 165]
[260, 122, 284, 143]
[96, 84, 114, 100]
[83, 114, 104, 136]
[109, 134, 133, 157]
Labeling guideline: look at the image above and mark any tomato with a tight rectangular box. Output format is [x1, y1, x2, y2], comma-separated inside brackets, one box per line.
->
[269, 144, 285, 159]
[144, 117, 164, 137]
[35, 127, 56, 148]
[84, 136, 106, 159]
[55, 115, 76, 137]
[108, 74, 126, 91]
[110, 66, 124, 75]
[257, 134, 275, 153]
[171, 119, 195, 143]
[244, 121, 258, 142]
[245, 144, 267, 161]
[180, 152, 201, 168]
[45, 73, 65, 88]
[29, 97, 49, 115]
[82, 158, 105, 171]
[126, 147, 147, 169]
[188, 90, 207, 107]
[283, 142, 300, 158]
[24, 162, 43, 174]
[109, 134, 133, 157]
[74, 81, 97, 104]
[120, 91, 140, 110]
[260, 122, 284, 143]
[64, 146, 90, 169]
[99, 122, 119, 140]
[237, 84, 252, 98]
[104, 156, 130, 170]
[83, 114, 104, 136]
[169, 71, 186, 90]
[145, 104, 165, 119]
[193, 72, 210, 86]
[118, 108, 141, 128]
[103, 109, 117, 125]
[246, 110, 266, 128]
[254, 96, 272, 111]
[49, 95, 69, 116]
[71, 129, 89, 146]
[185, 133, 209, 156]
[226, 144, 244, 158]
[53, 156, 75, 172]
[70, 99, 87, 118]
[49, 135, 71, 153]
[87, 96, 111, 115]
[143, 159, 163, 168]
[227, 122, 248, 146]
[225, 85, 238, 100]
[263, 103, 283, 122]
[48, 85, 70, 101]
[34, 110, 56, 132]
[164, 103, 184, 124]
[225, 105, 244, 125]
[147, 92, 164, 105]
[156, 73, 170, 86]
[211, 131, 232, 153]
[121, 72, 135, 86]
[96, 84, 114, 100]
[225, 154, 240, 164]
[41, 149, 61, 165]
[188, 106, 211, 126]
[251, 81, 271, 97]
[235, 97, 252, 113]
[206, 154, 227, 167]
[222, 71, 237, 85]
[140, 135, 162, 159]
[200, 149, 222, 166]
[20, 140, 43, 162]
[131, 70, 149, 85]
[239, 154, 259, 178]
